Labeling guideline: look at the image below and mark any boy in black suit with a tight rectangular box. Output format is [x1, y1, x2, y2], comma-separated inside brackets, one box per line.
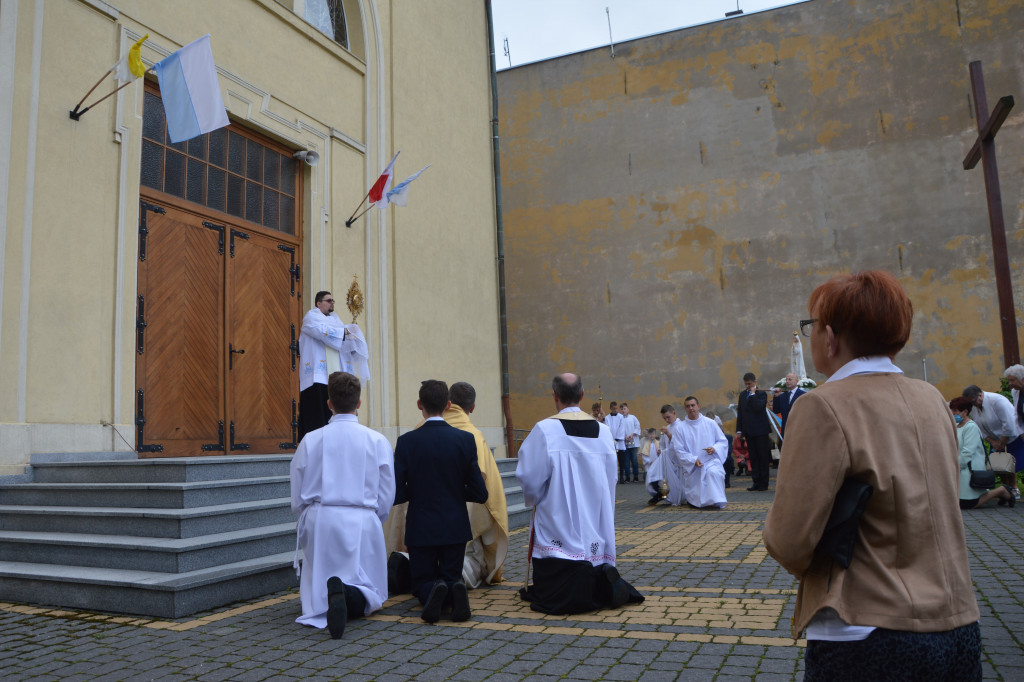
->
[394, 379, 488, 623]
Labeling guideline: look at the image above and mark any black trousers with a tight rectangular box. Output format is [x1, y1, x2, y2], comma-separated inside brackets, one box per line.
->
[298, 383, 331, 442]
[805, 622, 981, 682]
[339, 582, 367, 620]
[747, 434, 771, 489]
[408, 543, 466, 606]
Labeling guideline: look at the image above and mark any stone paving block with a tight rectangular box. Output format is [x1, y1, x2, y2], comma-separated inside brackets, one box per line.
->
[565, 663, 611, 678]
[450, 668, 492, 682]
[685, 654, 728, 670]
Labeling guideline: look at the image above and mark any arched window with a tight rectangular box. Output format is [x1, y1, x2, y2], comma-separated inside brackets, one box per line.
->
[305, 0, 348, 49]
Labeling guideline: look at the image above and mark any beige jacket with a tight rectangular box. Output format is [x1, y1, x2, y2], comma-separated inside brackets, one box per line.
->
[763, 373, 979, 636]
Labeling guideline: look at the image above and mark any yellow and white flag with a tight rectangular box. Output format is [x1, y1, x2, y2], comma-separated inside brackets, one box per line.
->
[110, 34, 149, 82]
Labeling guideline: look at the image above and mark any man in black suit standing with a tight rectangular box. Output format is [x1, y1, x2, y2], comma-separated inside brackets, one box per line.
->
[772, 372, 806, 440]
[394, 379, 488, 623]
[736, 372, 771, 491]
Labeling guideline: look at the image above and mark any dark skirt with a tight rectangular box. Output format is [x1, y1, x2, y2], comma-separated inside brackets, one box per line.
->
[519, 557, 644, 615]
[804, 622, 981, 682]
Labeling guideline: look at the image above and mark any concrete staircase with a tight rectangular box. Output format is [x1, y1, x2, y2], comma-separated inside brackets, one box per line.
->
[0, 454, 530, 619]
[0, 455, 297, 619]
[497, 457, 532, 530]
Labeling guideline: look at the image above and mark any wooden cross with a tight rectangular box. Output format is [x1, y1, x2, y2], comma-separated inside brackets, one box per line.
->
[963, 61, 1018, 366]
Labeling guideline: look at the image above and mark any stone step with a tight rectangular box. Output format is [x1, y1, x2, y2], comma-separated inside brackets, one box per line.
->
[0, 553, 298, 619]
[0, 523, 296, 574]
[504, 485, 524, 508]
[31, 452, 138, 464]
[0, 498, 293, 538]
[507, 502, 532, 530]
[31, 455, 293, 484]
[495, 457, 518, 474]
[0, 477, 290, 509]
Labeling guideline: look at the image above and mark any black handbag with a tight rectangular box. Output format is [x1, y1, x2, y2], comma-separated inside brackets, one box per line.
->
[816, 478, 873, 569]
[968, 452, 996, 490]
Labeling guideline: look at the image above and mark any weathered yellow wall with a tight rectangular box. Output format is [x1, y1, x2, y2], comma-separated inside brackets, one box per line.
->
[389, 1, 503, 446]
[0, 0, 502, 473]
[499, 0, 1024, 432]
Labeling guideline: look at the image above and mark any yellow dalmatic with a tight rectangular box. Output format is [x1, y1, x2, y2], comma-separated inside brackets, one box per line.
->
[444, 405, 509, 584]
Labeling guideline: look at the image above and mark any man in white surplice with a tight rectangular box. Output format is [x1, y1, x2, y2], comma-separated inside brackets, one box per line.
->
[290, 372, 395, 638]
[516, 373, 644, 614]
[659, 404, 688, 506]
[298, 291, 370, 441]
[663, 396, 729, 509]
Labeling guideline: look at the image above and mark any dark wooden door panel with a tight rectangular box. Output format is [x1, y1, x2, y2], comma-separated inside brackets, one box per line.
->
[136, 205, 225, 456]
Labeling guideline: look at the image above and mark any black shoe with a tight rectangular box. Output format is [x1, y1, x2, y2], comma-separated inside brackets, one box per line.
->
[450, 581, 471, 622]
[747, 485, 759, 491]
[632, 477, 640, 483]
[326, 576, 347, 639]
[602, 565, 630, 608]
[421, 581, 448, 623]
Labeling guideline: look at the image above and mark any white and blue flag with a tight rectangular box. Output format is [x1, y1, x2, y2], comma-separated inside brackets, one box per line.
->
[154, 35, 229, 144]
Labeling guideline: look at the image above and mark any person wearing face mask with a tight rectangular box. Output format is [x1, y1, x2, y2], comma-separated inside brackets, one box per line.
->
[949, 396, 1015, 509]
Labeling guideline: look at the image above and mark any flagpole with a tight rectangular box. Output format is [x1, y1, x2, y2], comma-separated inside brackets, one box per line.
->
[344, 191, 373, 228]
[345, 203, 375, 227]
[70, 71, 113, 120]
[70, 68, 154, 121]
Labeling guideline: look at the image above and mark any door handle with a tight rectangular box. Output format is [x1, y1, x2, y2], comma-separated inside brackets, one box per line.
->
[229, 343, 246, 370]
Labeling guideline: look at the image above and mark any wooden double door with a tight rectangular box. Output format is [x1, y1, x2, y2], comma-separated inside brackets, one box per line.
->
[135, 198, 301, 456]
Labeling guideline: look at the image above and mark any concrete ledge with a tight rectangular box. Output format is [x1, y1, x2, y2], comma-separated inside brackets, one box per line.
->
[31, 451, 138, 464]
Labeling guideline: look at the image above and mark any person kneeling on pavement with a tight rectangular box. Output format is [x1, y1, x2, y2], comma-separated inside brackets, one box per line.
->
[516, 373, 645, 614]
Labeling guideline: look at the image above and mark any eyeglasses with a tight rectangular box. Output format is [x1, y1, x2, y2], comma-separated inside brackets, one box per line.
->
[799, 319, 816, 337]
[321, 298, 335, 304]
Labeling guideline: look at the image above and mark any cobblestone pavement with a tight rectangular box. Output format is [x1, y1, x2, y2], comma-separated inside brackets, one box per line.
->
[3, 473, 1023, 681]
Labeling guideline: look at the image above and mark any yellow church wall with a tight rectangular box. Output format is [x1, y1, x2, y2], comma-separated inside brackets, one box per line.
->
[0, 0, 504, 473]
[387, 1, 504, 451]
[499, 0, 1024, 433]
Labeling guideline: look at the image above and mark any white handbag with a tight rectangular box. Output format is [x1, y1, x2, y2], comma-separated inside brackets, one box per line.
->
[988, 450, 1016, 474]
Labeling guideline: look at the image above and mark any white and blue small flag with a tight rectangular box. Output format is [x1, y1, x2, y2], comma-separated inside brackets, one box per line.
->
[154, 35, 229, 143]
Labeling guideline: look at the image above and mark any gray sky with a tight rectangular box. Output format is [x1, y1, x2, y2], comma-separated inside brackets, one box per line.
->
[491, 0, 807, 70]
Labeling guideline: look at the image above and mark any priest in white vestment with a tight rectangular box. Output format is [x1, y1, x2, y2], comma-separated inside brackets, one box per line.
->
[516, 373, 644, 614]
[290, 372, 395, 638]
[664, 397, 729, 509]
[298, 291, 369, 440]
[659, 405, 688, 506]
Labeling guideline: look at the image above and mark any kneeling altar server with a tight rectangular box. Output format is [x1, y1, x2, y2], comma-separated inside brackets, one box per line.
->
[664, 396, 729, 509]
[516, 372, 645, 614]
[291, 372, 395, 639]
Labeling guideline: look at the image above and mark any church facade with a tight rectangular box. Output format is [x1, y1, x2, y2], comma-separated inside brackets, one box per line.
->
[498, 0, 1024, 428]
[0, 0, 505, 474]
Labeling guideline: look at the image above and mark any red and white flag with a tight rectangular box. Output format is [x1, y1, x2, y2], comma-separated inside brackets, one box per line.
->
[368, 151, 399, 208]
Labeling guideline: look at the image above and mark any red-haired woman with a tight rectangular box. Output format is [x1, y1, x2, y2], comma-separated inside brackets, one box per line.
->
[764, 271, 980, 681]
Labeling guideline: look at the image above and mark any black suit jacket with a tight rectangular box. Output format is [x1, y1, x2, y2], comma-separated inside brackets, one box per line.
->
[737, 389, 771, 437]
[775, 387, 806, 437]
[394, 419, 488, 547]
